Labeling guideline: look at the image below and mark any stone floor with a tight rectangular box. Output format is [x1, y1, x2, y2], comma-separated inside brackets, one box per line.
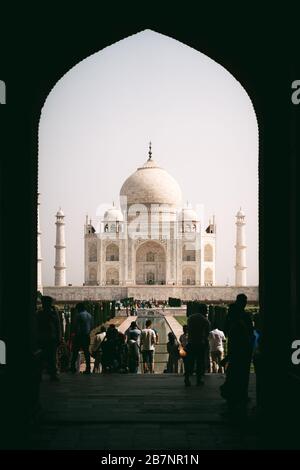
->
[26, 372, 259, 450]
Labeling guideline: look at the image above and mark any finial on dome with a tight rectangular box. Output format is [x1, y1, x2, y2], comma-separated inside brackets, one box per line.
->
[56, 207, 64, 217]
[148, 141, 152, 160]
[236, 207, 245, 218]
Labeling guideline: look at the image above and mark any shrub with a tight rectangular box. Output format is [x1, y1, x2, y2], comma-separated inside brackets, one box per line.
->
[168, 297, 182, 307]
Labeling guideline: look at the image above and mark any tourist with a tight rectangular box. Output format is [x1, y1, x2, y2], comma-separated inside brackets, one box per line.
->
[201, 308, 211, 373]
[221, 295, 253, 369]
[236, 294, 254, 344]
[140, 319, 156, 373]
[208, 326, 226, 373]
[130, 305, 136, 316]
[167, 332, 180, 373]
[68, 311, 81, 373]
[125, 321, 142, 345]
[127, 329, 140, 373]
[253, 315, 262, 412]
[220, 299, 254, 421]
[179, 324, 188, 349]
[184, 303, 211, 387]
[223, 302, 236, 337]
[101, 324, 119, 372]
[116, 332, 129, 372]
[57, 338, 70, 373]
[179, 324, 188, 374]
[37, 296, 62, 381]
[90, 326, 106, 373]
[153, 327, 159, 345]
[70, 303, 93, 374]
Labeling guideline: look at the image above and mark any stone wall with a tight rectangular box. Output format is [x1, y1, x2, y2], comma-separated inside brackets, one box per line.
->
[43, 285, 258, 302]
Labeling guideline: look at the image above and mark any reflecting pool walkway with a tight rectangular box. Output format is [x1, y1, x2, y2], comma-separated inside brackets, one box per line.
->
[27, 373, 258, 450]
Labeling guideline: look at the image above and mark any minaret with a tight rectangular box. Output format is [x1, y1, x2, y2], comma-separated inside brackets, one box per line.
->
[37, 193, 43, 293]
[54, 208, 66, 286]
[235, 208, 247, 286]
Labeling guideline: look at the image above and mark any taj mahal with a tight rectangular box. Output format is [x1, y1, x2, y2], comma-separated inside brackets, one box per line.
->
[41, 144, 258, 302]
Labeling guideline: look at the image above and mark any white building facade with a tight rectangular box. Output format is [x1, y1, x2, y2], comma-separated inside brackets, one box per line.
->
[84, 150, 216, 288]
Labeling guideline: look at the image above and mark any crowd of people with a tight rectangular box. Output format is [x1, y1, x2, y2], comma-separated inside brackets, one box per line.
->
[36, 299, 161, 377]
[118, 299, 168, 316]
[180, 294, 261, 421]
[36, 294, 260, 420]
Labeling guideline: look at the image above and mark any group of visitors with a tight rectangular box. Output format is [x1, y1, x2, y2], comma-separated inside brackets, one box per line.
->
[178, 294, 259, 421]
[37, 300, 94, 379]
[36, 298, 162, 376]
[37, 294, 260, 422]
[116, 299, 168, 316]
[163, 306, 226, 378]
[78, 317, 160, 374]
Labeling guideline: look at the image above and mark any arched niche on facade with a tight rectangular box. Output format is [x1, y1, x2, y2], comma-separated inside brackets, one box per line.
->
[89, 242, 97, 262]
[89, 267, 97, 282]
[204, 267, 213, 286]
[106, 267, 119, 285]
[136, 241, 166, 285]
[106, 243, 119, 261]
[204, 244, 213, 262]
[182, 244, 196, 261]
[182, 267, 196, 285]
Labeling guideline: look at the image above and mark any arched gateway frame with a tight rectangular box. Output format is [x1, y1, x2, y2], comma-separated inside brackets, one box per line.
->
[3, 21, 297, 450]
[38, 29, 259, 299]
[135, 241, 166, 285]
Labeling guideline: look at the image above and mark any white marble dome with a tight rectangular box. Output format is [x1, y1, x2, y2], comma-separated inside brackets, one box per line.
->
[103, 205, 124, 221]
[120, 157, 182, 208]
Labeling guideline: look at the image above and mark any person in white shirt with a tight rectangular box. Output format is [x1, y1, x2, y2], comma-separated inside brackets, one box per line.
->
[140, 319, 156, 373]
[208, 328, 226, 373]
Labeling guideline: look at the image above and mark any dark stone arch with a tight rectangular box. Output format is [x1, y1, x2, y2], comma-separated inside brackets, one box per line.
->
[1, 20, 297, 449]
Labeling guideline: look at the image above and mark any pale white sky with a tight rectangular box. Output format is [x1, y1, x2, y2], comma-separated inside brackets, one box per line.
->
[39, 30, 258, 286]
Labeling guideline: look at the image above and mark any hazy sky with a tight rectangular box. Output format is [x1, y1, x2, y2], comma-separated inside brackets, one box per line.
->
[39, 30, 258, 286]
